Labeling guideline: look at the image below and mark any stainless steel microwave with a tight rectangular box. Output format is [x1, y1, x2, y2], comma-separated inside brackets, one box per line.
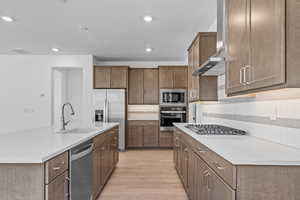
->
[160, 89, 187, 107]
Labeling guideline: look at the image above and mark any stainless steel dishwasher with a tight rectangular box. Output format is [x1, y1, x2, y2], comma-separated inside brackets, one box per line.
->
[70, 139, 94, 200]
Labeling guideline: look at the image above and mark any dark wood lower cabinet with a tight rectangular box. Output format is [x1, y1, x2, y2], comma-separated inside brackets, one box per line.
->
[93, 128, 119, 200]
[45, 171, 69, 200]
[127, 120, 159, 148]
[174, 128, 235, 200]
[159, 131, 173, 148]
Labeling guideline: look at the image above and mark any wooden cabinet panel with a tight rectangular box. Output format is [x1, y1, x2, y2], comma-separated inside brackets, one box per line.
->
[94, 67, 111, 88]
[159, 68, 174, 89]
[93, 128, 119, 199]
[181, 141, 189, 189]
[188, 33, 217, 102]
[188, 49, 194, 101]
[127, 121, 159, 148]
[173, 67, 188, 89]
[111, 67, 128, 88]
[45, 152, 68, 184]
[159, 131, 173, 147]
[129, 69, 144, 104]
[143, 69, 159, 104]
[45, 171, 69, 200]
[127, 123, 144, 147]
[248, 0, 285, 90]
[143, 124, 159, 147]
[225, 0, 249, 94]
[207, 166, 235, 200]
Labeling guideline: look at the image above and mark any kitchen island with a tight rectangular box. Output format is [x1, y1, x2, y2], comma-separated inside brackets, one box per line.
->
[0, 123, 119, 200]
[174, 123, 300, 200]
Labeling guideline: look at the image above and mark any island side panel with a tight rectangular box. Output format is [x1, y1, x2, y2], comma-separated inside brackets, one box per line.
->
[0, 164, 44, 200]
[236, 165, 300, 200]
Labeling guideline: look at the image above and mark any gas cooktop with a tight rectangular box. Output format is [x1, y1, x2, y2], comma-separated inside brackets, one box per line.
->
[185, 124, 246, 135]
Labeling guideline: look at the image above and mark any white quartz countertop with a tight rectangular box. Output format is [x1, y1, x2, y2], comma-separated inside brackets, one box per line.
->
[0, 123, 119, 164]
[174, 123, 300, 166]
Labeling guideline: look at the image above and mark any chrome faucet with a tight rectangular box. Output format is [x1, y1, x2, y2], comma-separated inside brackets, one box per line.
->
[61, 102, 75, 131]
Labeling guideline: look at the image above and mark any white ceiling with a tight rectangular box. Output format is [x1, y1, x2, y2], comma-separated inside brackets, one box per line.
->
[0, 0, 217, 61]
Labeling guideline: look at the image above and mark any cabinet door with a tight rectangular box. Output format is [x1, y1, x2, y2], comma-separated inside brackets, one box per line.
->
[225, 0, 249, 94]
[143, 125, 159, 147]
[192, 41, 200, 100]
[173, 67, 188, 89]
[94, 67, 111, 88]
[127, 123, 144, 147]
[93, 147, 102, 197]
[180, 142, 189, 189]
[159, 68, 174, 89]
[207, 167, 235, 200]
[159, 131, 173, 147]
[111, 67, 128, 89]
[173, 134, 180, 171]
[45, 171, 69, 200]
[128, 69, 144, 104]
[248, 0, 285, 90]
[188, 48, 194, 102]
[113, 129, 119, 165]
[143, 69, 159, 104]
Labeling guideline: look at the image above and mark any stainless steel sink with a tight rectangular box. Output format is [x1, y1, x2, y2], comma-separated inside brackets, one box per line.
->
[56, 128, 99, 134]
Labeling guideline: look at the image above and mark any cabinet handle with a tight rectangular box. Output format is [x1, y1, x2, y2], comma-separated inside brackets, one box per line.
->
[197, 148, 207, 154]
[213, 162, 226, 171]
[245, 65, 251, 85]
[53, 166, 61, 171]
[64, 176, 70, 200]
[203, 171, 211, 191]
[240, 68, 243, 84]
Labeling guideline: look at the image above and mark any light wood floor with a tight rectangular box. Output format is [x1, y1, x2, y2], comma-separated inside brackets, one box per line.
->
[98, 150, 189, 200]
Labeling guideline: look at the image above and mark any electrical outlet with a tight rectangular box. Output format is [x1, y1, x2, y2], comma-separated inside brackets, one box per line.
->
[24, 108, 35, 113]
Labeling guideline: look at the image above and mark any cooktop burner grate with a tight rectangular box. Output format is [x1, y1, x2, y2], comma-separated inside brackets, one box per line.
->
[185, 124, 246, 135]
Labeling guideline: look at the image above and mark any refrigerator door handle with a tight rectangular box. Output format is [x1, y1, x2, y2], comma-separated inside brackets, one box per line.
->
[107, 100, 109, 122]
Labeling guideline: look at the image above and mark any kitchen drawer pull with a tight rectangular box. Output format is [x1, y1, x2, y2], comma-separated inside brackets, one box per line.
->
[53, 166, 61, 171]
[197, 148, 207, 153]
[213, 162, 226, 171]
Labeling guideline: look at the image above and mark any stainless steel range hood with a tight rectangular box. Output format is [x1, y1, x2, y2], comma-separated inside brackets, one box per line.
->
[193, 0, 225, 76]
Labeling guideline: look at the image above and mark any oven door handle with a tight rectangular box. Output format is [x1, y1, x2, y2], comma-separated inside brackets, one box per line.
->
[160, 111, 186, 114]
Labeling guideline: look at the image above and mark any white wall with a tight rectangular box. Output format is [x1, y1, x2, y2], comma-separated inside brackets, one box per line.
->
[0, 55, 93, 134]
[196, 75, 300, 149]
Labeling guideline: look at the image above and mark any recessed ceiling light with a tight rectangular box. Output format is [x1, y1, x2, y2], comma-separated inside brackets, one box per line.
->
[51, 48, 60, 52]
[145, 48, 153, 52]
[1, 16, 14, 22]
[143, 16, 153, 23]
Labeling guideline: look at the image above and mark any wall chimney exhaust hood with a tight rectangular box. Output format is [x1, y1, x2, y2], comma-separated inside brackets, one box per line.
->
[193, 0, 225, 76]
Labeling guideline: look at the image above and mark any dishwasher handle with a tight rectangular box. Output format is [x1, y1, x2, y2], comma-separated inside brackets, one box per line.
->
[71, 143, 94, 161]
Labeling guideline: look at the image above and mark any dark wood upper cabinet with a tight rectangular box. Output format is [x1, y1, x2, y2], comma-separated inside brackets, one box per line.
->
[173, 67, 188, 89]
[159, 67, 174, 89]
[94, 67, 111, 88]
[159, 66, 188, 89]
[225, 0, 300, 96]
[128, 68, 159, 105]
[187, 32, 218, 102]
[128, 69, 144, 104]
[143, 69, 159, 104]
[110, 67, 128, 89]
[94, 66, 128, 89]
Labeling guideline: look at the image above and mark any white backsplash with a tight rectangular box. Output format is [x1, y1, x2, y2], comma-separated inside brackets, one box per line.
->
[194, 75, 300, 149]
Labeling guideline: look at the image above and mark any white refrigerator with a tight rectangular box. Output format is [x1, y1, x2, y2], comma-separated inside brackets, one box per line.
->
[93, 89, 126, 151]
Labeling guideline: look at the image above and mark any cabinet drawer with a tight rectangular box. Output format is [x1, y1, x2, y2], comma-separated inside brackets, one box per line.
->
[45, 152, 68, 184]
[45, 171, 69, 200]
[182, 131, 236, 189]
